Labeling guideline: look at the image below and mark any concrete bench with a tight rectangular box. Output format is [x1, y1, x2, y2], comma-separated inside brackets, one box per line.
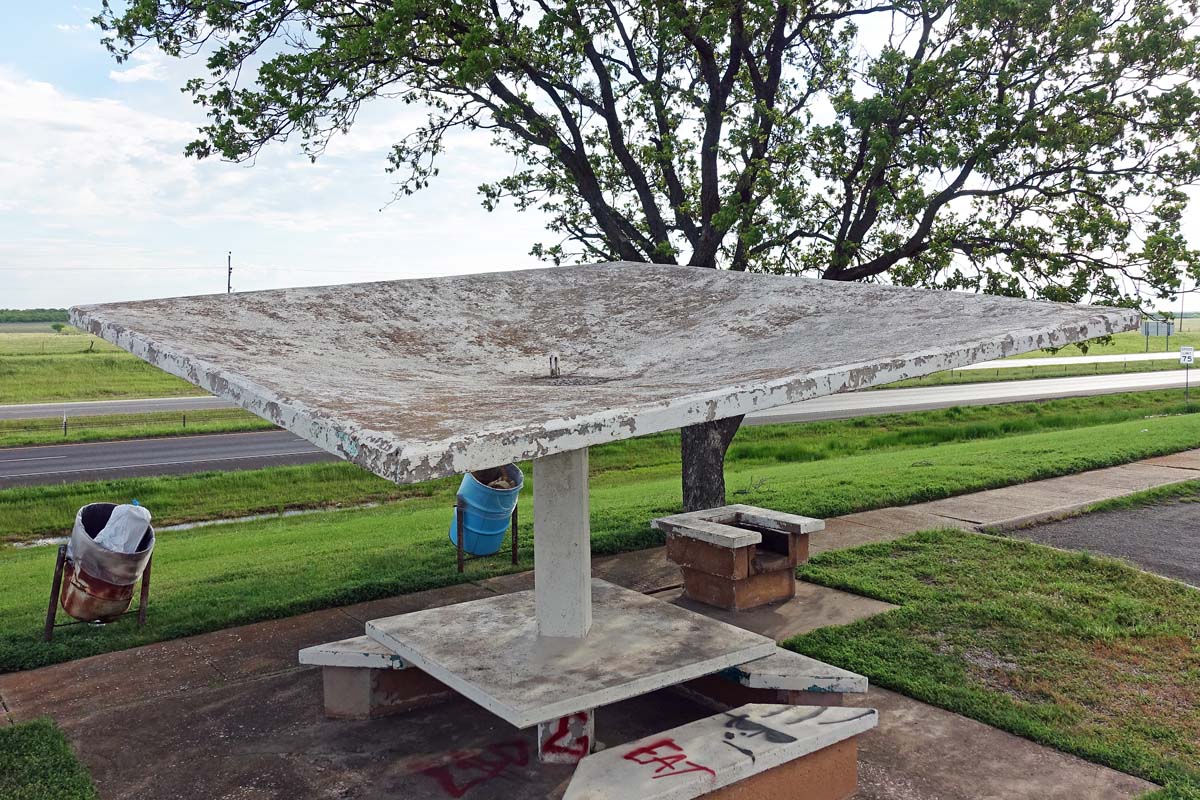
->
[563, 702, 877, 800]
[654, 505, 824, 610]
[679, 647, 867, 710]
[298, 635, 453, 719]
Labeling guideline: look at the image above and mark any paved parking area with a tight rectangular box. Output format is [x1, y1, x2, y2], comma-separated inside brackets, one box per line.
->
[1012, 498, 1199, 586]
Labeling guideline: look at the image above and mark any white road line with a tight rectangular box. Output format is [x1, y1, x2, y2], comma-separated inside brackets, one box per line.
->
[0, 455, 68, 464]
[2, 449, 326, 479]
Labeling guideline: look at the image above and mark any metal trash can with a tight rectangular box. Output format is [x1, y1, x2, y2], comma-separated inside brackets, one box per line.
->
[60, 502, 155, 623]
[449, 464, 523, 556]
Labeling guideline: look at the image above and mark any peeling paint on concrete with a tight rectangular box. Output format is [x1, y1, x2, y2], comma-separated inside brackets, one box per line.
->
[69, 262, 1141, 486]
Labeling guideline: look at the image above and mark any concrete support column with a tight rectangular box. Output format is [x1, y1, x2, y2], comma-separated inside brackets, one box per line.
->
[533, 448, 592, 638]
[537, 709, 595, 763]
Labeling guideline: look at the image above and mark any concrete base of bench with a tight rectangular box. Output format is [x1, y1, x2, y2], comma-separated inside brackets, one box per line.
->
[299, 635, 455, 720]
[563, 703, 877, 800]
[654, 505, 824, 611]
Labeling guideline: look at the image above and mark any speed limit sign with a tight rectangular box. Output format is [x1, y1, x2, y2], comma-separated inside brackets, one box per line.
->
[1182, 346, 1195, 366]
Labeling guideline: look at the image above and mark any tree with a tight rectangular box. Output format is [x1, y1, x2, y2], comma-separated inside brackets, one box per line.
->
[98, 0, 1200, 510]
[50, 323, 66, 334]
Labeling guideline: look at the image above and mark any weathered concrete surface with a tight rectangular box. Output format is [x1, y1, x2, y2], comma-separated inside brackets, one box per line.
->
[664, 582, 899, 641]
[365, 580, 776, 728]
[299, 634, 410, 669]
[70, 262, 1138, 485]
[534, 449, 593, 637]
[1011, 498, 1200, 586]
[847, 688, 1155, 800]
[562, 703, 877, 800]
[723, 649, 867, 694]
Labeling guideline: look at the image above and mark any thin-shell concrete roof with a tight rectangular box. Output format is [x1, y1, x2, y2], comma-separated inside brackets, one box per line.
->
[70, 262, 1139, 485]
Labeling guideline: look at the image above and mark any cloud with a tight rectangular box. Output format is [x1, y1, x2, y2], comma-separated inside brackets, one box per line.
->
[108, 47, 168, 83]
[0, 65, 549, 307]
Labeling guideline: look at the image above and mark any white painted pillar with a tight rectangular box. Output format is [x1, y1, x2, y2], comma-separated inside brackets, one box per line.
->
[533, 447, 592, 638]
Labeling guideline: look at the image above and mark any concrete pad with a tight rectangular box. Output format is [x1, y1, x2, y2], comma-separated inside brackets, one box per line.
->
[723, 649, 867, 694]
[665, 582, 898, 641]
[591, 547, 681, 594]
[809, 519, 909, 556]
[918, 494, 1049, 525]
[473, 569, 537, 594]
[338, 581, 496, 623]
[1104, 463, 1197, 490]
[846, 687, 1156, 799]
[1142, 448, 1200, 471]
[187, 606, 361, 680]
[562, 703, 877, 800]
[0, 635, 223, 722]
[366, 580, 776, 728]
[55, 664, 721, 800]
[838, 508, 977, 534]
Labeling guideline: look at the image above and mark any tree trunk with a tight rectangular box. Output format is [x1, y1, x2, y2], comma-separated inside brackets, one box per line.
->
[681, 415, 744, 511]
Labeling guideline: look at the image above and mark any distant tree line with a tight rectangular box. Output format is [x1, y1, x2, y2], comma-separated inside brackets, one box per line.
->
[0, 309, 69, 323]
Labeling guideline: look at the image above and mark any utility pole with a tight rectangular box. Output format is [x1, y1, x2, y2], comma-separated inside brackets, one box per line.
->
[1181, 270, 1186, 332]
[226, 251, 233, 294]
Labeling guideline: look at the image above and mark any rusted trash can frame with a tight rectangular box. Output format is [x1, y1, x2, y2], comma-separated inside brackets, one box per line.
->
[454, 497, 519, 574]
[43, 545, 153, 642]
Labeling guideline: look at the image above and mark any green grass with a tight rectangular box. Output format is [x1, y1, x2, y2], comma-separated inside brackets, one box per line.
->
[789, 529, 1200, 799]
[0, 409, 274, 448]
[890, 357, 1184, 388]
[1, 402, 1199, 673]
[0, 353, 203, 404]
[1022, 327, 1200, 358]
[0, 331, 203, 404]
[0, 720, 96, 800]
[3, 390, 1199, 543]
[1085, 479, 1200, 514]
[0, 331, 123, 356]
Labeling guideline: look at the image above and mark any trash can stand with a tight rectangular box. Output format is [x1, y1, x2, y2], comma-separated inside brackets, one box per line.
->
[43, 502, 155, 642]
[43, 547, 153, 641]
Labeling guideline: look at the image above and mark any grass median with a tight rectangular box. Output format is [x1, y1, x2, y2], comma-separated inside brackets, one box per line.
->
[1, 400, 1198, 673]
[0, 409, 274, 449]
[789, 529, 1200, 799]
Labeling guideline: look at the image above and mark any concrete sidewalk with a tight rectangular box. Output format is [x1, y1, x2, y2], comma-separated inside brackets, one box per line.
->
[5, 449, 1195, 798]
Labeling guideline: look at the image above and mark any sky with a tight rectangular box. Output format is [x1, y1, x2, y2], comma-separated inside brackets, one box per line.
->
[0, 5, 550, 308]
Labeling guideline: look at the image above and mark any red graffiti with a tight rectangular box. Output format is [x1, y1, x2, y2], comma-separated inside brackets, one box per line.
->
[420, 740, 529, 798]
[541, 712, 591, 758]
[623, 737, 716, 780]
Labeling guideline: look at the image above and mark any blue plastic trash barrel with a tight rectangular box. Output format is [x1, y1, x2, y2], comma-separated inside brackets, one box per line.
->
[449, 463, 524, 556]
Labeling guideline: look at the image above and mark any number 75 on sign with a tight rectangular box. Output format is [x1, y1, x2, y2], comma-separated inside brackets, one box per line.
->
[1181, 346, 1195, 366]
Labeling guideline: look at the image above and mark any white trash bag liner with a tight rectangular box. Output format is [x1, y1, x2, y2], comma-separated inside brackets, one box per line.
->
[95, 504, 152, 553]
[66, 503, 155, 586]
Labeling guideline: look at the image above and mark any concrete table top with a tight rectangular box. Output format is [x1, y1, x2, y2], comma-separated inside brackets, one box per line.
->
[70, 262, 1138, 485]
[364, 579, 776, 728]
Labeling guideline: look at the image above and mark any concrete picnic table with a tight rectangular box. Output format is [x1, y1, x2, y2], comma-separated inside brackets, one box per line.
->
[70, 261, 1138, 762]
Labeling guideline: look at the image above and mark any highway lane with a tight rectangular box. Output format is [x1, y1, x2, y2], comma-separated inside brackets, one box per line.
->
[0, 395, 230, 420]
[0, 370, 1192, 487]
[0, 430, 331, 488]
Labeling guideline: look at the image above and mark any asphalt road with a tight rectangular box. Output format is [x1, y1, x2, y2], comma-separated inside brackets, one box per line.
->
[0, 395, 230, 420]
[1012, 499, 1199, 587]
[0, 370, 1194, 487]
[0, 431, 331, 488]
